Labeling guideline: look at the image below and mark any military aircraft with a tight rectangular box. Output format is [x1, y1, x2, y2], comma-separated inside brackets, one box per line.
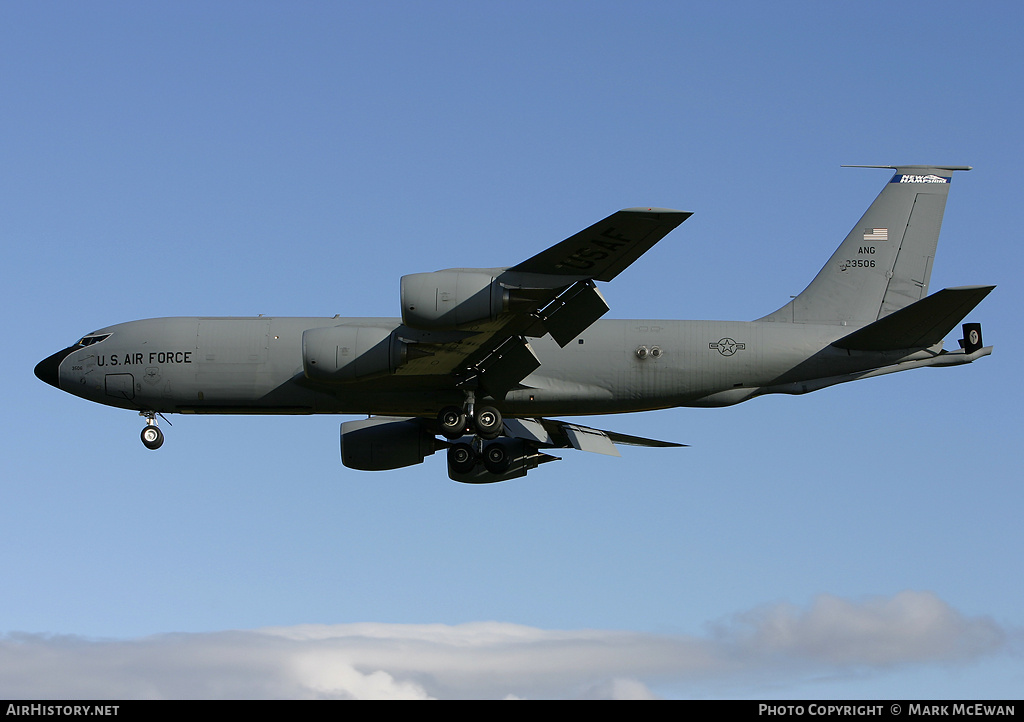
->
[36, 165, 993, 482]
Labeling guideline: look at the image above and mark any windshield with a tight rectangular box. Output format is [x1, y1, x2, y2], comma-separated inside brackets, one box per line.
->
[77, 333, 111, 347]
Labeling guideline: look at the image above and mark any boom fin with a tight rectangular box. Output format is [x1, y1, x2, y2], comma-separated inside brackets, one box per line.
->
[759, 166, 972, 325]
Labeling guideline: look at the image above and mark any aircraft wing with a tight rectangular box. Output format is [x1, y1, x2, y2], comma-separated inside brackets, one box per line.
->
[509, 208, 692, 281]
[446, 416, 685, 483]
[393, 208, 691, 397]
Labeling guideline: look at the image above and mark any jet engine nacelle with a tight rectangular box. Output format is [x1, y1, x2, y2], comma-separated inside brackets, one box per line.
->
[400, 270, 508, 329]
[302, 325, 406, 383]
[340, 417, 440, 471]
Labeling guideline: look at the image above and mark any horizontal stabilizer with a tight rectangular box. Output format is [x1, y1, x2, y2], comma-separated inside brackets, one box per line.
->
[833, 285, 995, 351]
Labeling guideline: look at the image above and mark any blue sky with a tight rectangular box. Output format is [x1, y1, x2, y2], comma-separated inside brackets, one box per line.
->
[2, 1, 1021, 699]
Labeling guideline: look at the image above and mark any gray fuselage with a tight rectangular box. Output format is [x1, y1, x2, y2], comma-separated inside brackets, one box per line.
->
[46, 315, 925, 418]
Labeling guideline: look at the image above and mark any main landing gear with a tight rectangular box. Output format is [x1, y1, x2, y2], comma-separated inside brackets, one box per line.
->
[437, 396, 508, 475]
[437, 404, 503, 440]
[139, 411, 164, 450]
[447, 438, 513, 475]
[436, 388, 503, 442]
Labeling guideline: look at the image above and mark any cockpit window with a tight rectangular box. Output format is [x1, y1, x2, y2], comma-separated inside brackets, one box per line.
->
[77, 333, 111, 347]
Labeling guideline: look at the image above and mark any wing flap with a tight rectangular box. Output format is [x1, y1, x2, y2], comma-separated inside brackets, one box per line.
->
[503, 417, 685, 454]
[562, 424, 620, 456]
[537, 281, 611, 347]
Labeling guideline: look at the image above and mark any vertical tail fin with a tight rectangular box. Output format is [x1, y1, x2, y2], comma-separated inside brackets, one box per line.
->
[759, 165, 971, 325]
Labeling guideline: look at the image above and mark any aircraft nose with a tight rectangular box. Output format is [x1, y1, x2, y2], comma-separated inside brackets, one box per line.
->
[34, 347, 75, 390]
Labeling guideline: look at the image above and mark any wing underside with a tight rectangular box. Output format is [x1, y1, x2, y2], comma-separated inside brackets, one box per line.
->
[448, 416, 685, 483]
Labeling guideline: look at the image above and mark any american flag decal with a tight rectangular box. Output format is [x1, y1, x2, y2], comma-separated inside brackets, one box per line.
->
[863, 228, 888, 241]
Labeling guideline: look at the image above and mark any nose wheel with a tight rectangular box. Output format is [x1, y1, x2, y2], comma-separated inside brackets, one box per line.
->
[140, 412, 164, 450]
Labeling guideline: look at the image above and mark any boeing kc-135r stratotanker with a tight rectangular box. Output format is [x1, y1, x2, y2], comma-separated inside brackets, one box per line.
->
[36, 166, 994, 482]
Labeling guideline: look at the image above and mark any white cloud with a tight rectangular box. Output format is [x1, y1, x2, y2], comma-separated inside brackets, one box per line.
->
[716, 591, 1005, 667]
[0, 591, 1006, 699]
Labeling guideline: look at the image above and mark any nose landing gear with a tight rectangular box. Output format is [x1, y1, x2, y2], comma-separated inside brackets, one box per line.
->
[140, 412, 164, 450]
